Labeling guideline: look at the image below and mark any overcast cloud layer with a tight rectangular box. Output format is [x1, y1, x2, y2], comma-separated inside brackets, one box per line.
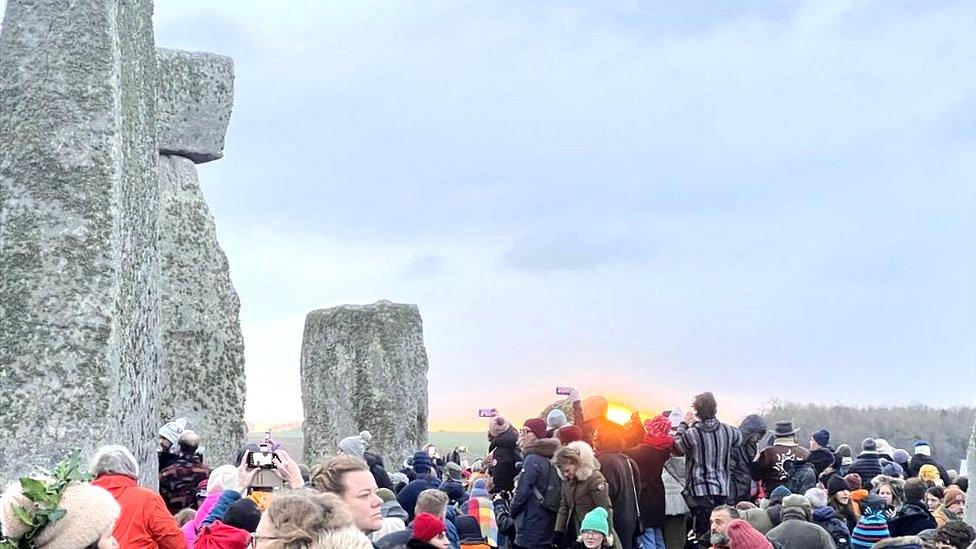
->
[6, 1, 972, 429]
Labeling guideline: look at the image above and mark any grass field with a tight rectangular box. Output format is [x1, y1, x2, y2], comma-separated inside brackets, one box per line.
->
[248, 430, 489, 463]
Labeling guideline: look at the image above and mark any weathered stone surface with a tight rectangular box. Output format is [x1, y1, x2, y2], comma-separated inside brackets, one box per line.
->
[301, 301, 429, 467]
[158, 154, 246, 466]
[0, 0, 160, 487]
[156, 48, 234, 164]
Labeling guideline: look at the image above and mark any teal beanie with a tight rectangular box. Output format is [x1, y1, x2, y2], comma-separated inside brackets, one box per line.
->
[580, 507, 610, 536]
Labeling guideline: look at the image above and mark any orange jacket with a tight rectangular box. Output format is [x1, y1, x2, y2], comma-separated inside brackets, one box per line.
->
[93, 474, 185, 549]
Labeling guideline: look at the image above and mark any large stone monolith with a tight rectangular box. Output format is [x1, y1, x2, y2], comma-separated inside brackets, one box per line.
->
[301, 301, 430, 467]
[156, 48, 245, 466]
[0, 0, 160, 486]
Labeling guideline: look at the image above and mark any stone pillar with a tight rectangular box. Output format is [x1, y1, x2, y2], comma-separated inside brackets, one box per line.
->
[301, 301, 429, 467]
[0, 0, 161, 486]
[156, 49, 246, 467]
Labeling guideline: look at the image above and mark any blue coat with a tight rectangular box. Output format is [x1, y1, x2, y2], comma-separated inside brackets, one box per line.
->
[509, 438, 560, 548]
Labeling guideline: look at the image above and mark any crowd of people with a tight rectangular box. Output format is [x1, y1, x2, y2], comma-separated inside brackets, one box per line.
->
[0, 390, 972, 549]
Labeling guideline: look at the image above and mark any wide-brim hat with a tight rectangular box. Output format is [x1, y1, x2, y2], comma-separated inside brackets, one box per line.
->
[773, 421, 798, 437]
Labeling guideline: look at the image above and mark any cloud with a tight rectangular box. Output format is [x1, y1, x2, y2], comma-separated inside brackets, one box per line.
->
[502, 225, 653, 272]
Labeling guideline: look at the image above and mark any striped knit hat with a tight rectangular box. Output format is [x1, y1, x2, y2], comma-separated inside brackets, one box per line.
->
[851, 506, 890, 549]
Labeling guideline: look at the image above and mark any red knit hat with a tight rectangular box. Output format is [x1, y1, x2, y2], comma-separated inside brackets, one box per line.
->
[727, 519, 772, 549]
[523, 418, 547, 439]
[412, 512, 445, 543]
[558, 425, 584, 445]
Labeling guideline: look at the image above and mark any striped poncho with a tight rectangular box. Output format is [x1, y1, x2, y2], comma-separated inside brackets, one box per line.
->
[465, 480, 498, 547]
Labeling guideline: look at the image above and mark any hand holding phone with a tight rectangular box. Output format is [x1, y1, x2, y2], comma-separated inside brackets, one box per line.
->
[478, 408, 499, 418]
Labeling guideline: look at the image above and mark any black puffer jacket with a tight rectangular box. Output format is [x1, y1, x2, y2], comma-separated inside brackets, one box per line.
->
[848, 451, 882, 487]
[729, 414, 766, 504]
[510, 438, 560, 548]
[488, 427, 520, 493]
[888, 501, 937, 537]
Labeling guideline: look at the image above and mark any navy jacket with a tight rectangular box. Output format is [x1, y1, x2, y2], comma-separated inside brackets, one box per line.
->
[396, 474, 441, 522]
[509, 438, 560, 548]
[848, 452, 882, 488]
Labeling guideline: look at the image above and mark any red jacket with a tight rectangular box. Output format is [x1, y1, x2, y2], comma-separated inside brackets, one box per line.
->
[193, 522, 251, 549]
[93, 474, 185, 549]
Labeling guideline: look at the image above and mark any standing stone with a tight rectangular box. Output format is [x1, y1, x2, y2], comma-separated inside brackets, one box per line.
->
[155, 48, 244, 466]
[158, 155, 246, 466]
[301, 301, 429, 467]
[0, 0, 160, 486]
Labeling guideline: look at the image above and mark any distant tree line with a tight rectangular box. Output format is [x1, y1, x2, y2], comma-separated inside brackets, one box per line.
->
[761, 401, 975, 468]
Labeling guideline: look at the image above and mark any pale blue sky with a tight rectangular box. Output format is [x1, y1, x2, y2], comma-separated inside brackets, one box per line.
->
[9, 1, 974, 428]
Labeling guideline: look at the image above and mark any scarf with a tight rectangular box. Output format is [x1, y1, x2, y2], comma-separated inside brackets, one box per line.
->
[643, 414, 674, 451]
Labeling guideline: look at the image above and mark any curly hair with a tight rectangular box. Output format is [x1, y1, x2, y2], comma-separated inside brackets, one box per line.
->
[263, 491, 353, 548]
[933, 520, 975, 549]
[308, 455, 370, 495]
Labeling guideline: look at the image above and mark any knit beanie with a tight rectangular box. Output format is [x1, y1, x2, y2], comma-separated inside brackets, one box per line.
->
[862, 438, 877, 452]
[412, 512, 446, 542]
[523, 418, 547, 439]
[913, 441, 931, 456]
[412, 451, 433, 475]
[918, 465, 941, 484]
[159, 418, 189, 447]
[892, 449, 911, 466]
[339, 430, 372, 458]
[942, 486, 965, 507]
[805, 487, 828, 509]
[882, 461, 904, 478]
[488, 416, 511, 438]
[580, 507, 610, 536]
[375, 488, 396, 503]
[875, 439, 894, 457]
[558, 425, 584, 445]
[1, 481, 121, 549]
[769, 485, 792, 503]
[812, 429, 830, 448]
[726, 519, 773, 549]
[223, 498, 261, 533]
[469, 478, 490, 500]
[851, 505, 890, 548]
[547, 409, 568, 430]
[781, 494, 812, 521]
[844, 473, 863, 491]
[828, 475, 850, 497]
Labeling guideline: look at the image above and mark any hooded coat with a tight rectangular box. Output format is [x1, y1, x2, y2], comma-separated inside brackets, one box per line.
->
[906, 454, 951, 487]
[812, 505, 852, 549]
[729, 415, 766, 504]
[596, 452, 641, 549]
[192, 521, 250, 549]
[366, 451, 394, 491]
[488, 427, 520, 493]
[555, 442, 622, 549]
[509, 438, 560, 548]
[92, 474, 184, 549]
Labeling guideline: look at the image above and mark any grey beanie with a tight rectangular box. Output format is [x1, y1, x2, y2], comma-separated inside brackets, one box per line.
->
[339, 430, 372, 458]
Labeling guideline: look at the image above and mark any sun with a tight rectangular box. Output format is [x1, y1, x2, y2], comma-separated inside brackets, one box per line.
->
[606, 404, 632, 425]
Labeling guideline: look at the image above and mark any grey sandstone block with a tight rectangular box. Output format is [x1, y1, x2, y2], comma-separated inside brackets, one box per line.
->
[301, 301, 430, 468]
[156, 48, 234, 164]
[0, 0, 161, 487]
[158, 154, 247, 467]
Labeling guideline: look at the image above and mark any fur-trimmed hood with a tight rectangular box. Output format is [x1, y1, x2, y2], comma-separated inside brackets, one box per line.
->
[317, 524, 376, 548]
[523, 437, 560, 459]
[553, 441, 600, 481]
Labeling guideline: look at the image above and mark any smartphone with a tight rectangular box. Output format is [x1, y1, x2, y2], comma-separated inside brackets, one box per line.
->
[556, 386, 572, 396]
[478, 408, 498, 418]
[247, 442, 278, 470]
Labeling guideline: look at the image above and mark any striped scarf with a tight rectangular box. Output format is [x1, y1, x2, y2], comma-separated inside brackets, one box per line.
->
[465, 496, 498, 547]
